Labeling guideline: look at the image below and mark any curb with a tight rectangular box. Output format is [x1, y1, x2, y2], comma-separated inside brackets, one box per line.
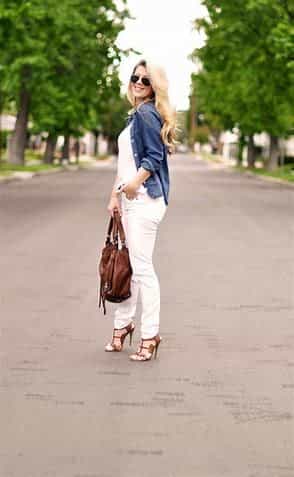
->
[225, 166, 294, 187]
[0, 167, 64, 184]
[0, 158, 115, 185]
[200, 155, 294, 187]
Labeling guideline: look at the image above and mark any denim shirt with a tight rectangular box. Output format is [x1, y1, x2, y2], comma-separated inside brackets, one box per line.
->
[125, 101, 170, 205]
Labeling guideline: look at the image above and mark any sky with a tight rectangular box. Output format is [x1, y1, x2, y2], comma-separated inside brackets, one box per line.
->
[116, 0, 207, 111]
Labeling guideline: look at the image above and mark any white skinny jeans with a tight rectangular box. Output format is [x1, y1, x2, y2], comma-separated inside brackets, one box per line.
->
[114, 193, 167, 338]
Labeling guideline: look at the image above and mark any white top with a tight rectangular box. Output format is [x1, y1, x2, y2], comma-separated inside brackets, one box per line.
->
[117, 123, 147, 195]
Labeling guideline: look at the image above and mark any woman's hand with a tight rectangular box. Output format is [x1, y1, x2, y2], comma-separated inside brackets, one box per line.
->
[107, 194, 122, 217]
[122, 179, 140, 200]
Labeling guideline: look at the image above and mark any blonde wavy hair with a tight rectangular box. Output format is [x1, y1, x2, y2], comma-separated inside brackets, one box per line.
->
[127, 59, 177, 153]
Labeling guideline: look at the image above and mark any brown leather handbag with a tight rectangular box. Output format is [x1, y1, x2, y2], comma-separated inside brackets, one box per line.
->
[98, 210, 133, 315]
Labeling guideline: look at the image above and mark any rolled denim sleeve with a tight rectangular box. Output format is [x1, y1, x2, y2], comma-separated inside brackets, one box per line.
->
[137, 109, 164, 173]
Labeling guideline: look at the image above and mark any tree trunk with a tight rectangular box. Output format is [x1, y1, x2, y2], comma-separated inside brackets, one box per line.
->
[0, 89, 4, 163]
[62, 134, 70, 162]
[215, 132, 221, 155]
[73, 139, 80, 163]
[43, 133, 57, 164]
[8, 85, 30, 165]
[267, 135, 279, 171]
[237, 133, 245, 165]
[247, 134, 256, 169]
[107, 137, 117, 155]
[189, 93, 197, 150]
[94, 130, 99, 156]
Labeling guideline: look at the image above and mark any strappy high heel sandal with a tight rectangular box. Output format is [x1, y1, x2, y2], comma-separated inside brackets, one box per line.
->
[105, 321, 135, 352]
[129, 334, 162, 361]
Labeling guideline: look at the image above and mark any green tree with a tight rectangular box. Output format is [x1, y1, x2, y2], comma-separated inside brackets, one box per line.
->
[78, 69, 130, 158]
[0, 1, 62, 163]
[34, 1, 130, 163]
[191, 0, 294, 169]
[187, 72, 232, 153]
[99, 93, 131, 155]
[0, 0, 129, 165]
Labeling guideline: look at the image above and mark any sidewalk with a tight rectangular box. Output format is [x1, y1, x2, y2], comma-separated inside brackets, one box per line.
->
[200, 151, 294, 186]
[0, 155, 116, 184]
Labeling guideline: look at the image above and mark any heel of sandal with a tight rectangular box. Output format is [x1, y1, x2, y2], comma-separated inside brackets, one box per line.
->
[129, 327, 134, 346]
[129, 334, 162, 362]
[154, 338, 161, 359]
[105, 321, 135, 352]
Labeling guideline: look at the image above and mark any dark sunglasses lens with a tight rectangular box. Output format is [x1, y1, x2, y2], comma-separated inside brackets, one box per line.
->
[142, 77, 151, 86]
[130, 75, 151, 87]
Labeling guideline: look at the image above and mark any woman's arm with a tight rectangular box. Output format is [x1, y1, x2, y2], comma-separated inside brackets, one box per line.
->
[107, 175, 122, 216]
[120, 106, 163, 200]
[110, 175, 121, 198]
[121, 167, 151, 200]
[137, 108, 164, 173]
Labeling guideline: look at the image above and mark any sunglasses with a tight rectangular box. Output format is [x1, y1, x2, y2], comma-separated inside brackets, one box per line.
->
[130, 74, 151, 87]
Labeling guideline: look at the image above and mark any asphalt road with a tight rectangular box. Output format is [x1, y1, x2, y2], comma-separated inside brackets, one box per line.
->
[1, 154, 293, 477]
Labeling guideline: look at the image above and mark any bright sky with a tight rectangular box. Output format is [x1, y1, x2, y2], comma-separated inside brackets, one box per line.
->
[116, 0, 207, 111]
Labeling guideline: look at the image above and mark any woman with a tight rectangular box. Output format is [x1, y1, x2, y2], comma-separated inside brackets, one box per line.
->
[104, 59, 176, 361]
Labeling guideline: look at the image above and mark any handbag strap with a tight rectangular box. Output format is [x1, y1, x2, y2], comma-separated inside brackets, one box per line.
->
[105, 215, 118, 244]
[105, 210, 126, 247]
[105, 216, 114, 245]
[105, 211, 122, 246]
[113, 210, 127, 247]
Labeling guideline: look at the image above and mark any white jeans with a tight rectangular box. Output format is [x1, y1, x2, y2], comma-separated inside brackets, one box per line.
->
[114, 193, 167, 338]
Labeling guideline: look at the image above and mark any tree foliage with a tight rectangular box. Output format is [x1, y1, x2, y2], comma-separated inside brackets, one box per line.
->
[0, 0, 130, 163]
[191, 0, 294, 167]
